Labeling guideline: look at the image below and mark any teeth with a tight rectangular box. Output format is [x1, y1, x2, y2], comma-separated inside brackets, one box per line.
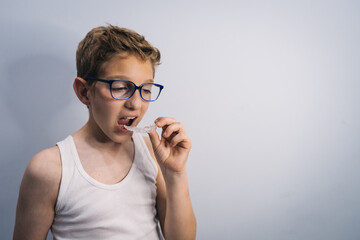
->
[126, 117, 136, 120]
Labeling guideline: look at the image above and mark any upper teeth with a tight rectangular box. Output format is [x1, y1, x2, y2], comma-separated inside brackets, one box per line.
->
[126, 117, 136, 119]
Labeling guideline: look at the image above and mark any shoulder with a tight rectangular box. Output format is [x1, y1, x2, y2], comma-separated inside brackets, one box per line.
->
[142, 135, 165, 185]
[14, 146, 61, 239]
[142, 136, 162, 176]
[142, 136, 155, 157]
[24, 146, 62, 198]
[142, 135, 159, 171]
[142, 136, 167, 231]
[27, 146, 61, 179]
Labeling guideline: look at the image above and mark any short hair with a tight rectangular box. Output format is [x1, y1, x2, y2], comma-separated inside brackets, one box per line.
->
[76, 24, 161, 81]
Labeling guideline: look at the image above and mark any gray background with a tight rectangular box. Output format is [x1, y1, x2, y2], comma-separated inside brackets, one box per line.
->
[1, 0, 359, 239]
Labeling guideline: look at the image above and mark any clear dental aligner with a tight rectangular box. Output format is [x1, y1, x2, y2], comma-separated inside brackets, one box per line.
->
[124, 124, 157, 133]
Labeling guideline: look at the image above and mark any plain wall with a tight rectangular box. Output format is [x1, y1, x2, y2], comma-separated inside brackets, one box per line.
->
[1, 0, 359, 239]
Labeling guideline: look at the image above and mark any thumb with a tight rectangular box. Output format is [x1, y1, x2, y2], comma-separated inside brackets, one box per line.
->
[148, 130, 161, 150]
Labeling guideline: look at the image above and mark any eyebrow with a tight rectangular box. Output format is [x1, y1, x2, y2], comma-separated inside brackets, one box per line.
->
[105, 75, 154, 83]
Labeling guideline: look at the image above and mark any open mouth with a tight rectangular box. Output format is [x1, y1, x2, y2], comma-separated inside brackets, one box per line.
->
[118, 116, 137, 127]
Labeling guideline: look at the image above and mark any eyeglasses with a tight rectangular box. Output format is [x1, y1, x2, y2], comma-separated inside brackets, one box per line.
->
[84, 77, 164, 102]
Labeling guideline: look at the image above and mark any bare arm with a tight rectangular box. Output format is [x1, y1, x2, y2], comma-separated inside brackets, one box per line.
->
[13, 147, 61, 240]
[159, 168, 196, 240]
[146, 117, 196, 240]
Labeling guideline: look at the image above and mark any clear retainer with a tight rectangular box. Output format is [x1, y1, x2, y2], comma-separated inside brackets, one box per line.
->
[124, 124, 157, 133]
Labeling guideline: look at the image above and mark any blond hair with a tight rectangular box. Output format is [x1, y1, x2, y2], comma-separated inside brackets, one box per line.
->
[76, 25, 161, 81]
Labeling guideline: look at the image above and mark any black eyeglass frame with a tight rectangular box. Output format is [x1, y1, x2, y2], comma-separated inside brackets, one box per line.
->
[84, 77, 164, 102]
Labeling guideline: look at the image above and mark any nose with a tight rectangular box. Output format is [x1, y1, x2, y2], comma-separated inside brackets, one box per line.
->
[124, 89, 143, 110]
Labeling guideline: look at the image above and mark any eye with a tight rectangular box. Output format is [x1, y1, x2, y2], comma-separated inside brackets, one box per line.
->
[112, 86, 128, 92]
[142, 89, 152, 94]
[111, 81, 131, 92]
[141, 84, 153, 94]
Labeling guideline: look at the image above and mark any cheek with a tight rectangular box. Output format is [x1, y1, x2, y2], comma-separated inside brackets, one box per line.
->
[137, 102, 150, 121]
[144, 102, 150, 109]
[90, 89, 114, 115]
[142, 102, 150, 114]
[91, 98, 119, 122]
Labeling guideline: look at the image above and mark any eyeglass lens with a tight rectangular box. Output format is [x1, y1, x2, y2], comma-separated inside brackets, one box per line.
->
[111, 81, 161, 101]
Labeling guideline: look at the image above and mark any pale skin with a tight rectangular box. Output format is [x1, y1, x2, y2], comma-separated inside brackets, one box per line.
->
[13, 54, 196, 239]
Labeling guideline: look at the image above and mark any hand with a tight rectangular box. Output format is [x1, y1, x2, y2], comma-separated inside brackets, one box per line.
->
[148, 117, 192, 174]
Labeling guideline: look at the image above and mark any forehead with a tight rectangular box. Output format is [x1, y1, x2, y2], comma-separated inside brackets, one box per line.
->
[99, 54, 154, 82]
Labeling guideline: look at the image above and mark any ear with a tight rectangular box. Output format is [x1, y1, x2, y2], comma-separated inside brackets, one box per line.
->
[73, 77, 91, 106]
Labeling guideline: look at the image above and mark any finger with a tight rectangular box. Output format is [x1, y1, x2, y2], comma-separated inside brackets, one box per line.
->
[162, 131, 177, 146]
[154, 117, 177, 128]
[162, 122, 184, 138]
[170, 132, 192, 149]
[148, 129, 161, 149]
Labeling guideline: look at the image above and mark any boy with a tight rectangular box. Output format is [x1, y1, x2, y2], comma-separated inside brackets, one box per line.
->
[13, 25, 196, 240]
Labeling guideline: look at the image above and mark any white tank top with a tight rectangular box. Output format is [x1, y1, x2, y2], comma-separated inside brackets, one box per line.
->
[51, 133, 163, 240]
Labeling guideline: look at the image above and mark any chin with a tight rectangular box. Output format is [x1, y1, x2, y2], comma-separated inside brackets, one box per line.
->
[111, 131, 133, 143]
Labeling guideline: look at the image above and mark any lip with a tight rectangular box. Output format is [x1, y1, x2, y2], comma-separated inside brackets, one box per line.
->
[117, 115, 138, 133]
[118, 124, 131, 133]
